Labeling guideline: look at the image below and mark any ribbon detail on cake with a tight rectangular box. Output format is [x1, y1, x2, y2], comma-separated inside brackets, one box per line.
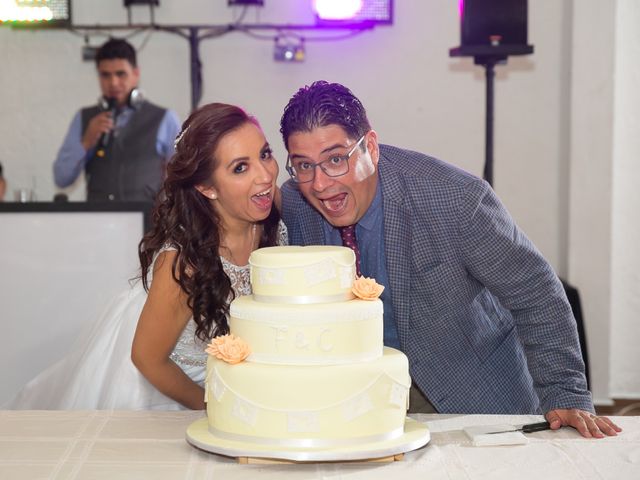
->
[245, 350, 382, 366]
[252, 291, 355, 304]
[207, 425, 405, 449]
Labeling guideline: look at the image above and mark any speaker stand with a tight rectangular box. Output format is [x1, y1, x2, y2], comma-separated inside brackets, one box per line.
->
[450, 44, 533, 187]
[478, 55, 503, 186]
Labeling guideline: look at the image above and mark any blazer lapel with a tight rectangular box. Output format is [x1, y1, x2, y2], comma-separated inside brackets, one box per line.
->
[379, 159, 412, 348]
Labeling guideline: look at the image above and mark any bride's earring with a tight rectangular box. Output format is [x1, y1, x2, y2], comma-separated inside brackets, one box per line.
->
[194, 184, 218, 200]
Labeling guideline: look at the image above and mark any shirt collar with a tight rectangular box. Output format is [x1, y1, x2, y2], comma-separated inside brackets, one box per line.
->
[357, 180, 382, 232]
[117, 104, 135, 114]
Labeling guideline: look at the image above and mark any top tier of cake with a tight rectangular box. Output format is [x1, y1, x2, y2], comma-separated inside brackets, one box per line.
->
[250, 246, 356, 304]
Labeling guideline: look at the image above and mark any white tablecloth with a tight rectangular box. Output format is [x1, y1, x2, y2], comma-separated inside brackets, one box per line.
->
[1, 411, 638, 479]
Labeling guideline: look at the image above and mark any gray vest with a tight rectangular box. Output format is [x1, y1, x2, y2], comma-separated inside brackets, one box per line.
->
[82, 101, 166, 202]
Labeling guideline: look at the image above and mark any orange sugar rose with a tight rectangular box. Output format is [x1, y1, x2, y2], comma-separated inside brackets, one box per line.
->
[352, 276, 385, 300]
[206, 334, 251, 364]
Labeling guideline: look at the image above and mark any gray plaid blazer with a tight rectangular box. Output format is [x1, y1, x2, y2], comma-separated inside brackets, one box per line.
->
[281, 144, 593, 414]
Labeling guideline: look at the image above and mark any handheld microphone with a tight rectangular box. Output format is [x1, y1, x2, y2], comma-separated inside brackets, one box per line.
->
[95, 97, 117, 158]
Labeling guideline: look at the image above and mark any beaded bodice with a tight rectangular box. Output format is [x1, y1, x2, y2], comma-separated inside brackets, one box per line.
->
[169, 221, 288, 369]
[169, 258, 252, 368]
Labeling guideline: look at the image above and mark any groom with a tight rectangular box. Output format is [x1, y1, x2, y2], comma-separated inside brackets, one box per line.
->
[279, 80, 620, 438]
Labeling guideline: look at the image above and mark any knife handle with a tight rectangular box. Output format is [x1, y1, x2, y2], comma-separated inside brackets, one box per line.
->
[522, 421, 551, 433]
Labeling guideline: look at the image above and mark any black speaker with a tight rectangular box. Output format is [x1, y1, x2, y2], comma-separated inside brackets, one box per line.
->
[461, 0, 528, 47]
[561, 280, 591, 389]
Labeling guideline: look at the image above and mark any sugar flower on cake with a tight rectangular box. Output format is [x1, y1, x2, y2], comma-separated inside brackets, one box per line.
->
[206, 334, 251, 364]
[352, 276, 385, 300]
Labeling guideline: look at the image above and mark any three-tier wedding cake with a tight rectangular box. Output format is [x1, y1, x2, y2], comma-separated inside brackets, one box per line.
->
[187, 246, 430, 462]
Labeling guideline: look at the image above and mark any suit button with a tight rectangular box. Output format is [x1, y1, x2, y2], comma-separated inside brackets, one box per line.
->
[108, 194, 115, 201]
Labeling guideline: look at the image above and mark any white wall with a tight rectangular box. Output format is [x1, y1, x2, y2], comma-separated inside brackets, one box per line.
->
[568, 0, 616, 404]
[610, 0, 640, 398]
[0, 0, 638, 403]
[0, 0, 569, 271]
[567, 0, 640, 404]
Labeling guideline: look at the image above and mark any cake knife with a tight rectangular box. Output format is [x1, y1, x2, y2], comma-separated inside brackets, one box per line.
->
[486, 421, 551, 434]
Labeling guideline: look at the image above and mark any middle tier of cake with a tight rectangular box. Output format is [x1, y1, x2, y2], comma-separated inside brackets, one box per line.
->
[229, 294, 383, 365]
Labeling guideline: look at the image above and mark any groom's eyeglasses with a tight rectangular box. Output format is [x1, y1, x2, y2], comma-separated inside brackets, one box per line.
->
[286, 135, 366, 184]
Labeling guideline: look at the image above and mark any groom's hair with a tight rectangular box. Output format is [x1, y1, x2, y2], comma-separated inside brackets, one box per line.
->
[280, 80, 371, 149]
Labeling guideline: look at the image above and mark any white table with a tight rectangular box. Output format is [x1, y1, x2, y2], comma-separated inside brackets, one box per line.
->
[1, 411, 638, 479]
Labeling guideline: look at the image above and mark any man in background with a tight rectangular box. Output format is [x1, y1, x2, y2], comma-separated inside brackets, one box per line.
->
[53, 38, 180, 202]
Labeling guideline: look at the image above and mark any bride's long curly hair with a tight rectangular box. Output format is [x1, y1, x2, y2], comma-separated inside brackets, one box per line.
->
[139, 103, 280, 342]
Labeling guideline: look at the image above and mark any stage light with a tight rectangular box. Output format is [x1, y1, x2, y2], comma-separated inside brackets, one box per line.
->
[313, 0, 393, 26]
[274, 35, 305, 62]
[228, 0, 263, 5]
[0, 0, 70, 26]
[313, 0, 362, 21]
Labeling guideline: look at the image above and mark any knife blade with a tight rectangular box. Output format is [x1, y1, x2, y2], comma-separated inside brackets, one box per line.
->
[486, 421, 551, 434]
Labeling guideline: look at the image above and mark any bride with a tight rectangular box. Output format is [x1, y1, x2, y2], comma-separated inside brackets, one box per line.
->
[6, 103, 286, 410]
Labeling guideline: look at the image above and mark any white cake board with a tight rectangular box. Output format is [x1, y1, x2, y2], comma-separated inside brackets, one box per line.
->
[186, 417, 430, 462]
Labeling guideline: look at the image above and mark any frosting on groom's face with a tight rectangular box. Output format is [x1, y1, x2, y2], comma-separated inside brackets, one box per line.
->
[288, 125, 379, 228]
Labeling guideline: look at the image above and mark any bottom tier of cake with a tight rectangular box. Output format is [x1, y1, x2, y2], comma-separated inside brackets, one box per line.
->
[205, 347, 410, 446]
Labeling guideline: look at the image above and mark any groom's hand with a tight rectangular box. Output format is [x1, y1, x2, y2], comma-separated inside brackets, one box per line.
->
[545, 408, 622, 438]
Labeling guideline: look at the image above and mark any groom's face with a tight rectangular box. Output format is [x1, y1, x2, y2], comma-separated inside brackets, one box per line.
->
[287, 125, 379, 228]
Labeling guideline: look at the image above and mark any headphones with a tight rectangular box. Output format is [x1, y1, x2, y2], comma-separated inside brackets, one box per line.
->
[98, 87, 144, 111]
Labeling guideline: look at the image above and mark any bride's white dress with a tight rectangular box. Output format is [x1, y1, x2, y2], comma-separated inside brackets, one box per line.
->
[5, 224, 287, 410]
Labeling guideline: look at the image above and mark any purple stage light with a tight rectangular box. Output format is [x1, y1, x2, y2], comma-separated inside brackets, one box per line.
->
[313, 0, 393, 26]
[313, 0, 363, 20]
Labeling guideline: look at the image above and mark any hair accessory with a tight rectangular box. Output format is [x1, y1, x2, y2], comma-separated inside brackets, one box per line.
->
[174, 125, 190, 149]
